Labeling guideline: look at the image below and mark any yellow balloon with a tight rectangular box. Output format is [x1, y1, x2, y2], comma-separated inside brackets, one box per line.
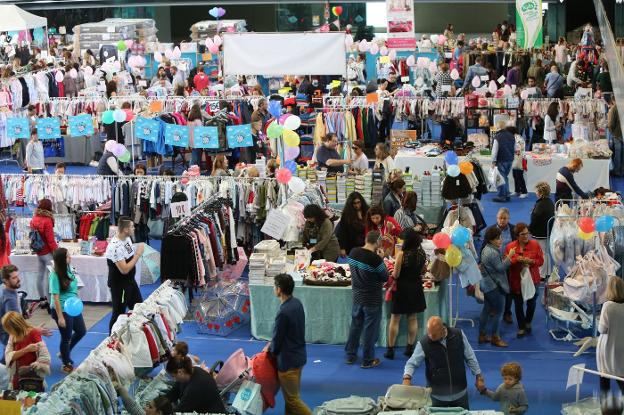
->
[283, 130, 300, 147]
[578, 230, 594, 240]
[445, 245, 463, 267]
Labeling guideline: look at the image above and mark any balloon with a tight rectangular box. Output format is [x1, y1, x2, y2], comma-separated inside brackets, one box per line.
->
[288, 176, 306, 193]
[283, 115, 301, 131]
[209, 44, 220, 54]
[438, 35, 447, 45]
[332, 6, 343, 16]
[112, 143, 127, 157]
[102, 111, 115, 125]
[125, 39, 134, 49]
[217, 7, 226, 17]
[430, 35, 439, 44]
[276, 168, 292, 184]
[577, 217, 595, 233]
[213, 35, 223, 46]
[432, 233, 451, 249]
[172, 46, 182, 59]
[279, 114, 291, 125]
[345, 34, 354, 47]
[105, 140, 117, 152]
[444, 150, 458, 165]
[358, 40, 369, 52]
[451, 226, 471, 246]
[113, 109, 127, 123]
[406, 55, 416, 67]
[117, 40, 127, 51]
[380, 46, 388, 56]
[284, 145, 300, 161]
[69, 68, 78, 79]
[459, 161, 474, 175]
[488, 80, 498, 94]
[595, 215, 615, 232]
[471, 76, 481, 88]
[64, 297, 83, 317]
[268, 100, 282, 119]
[209, 7, 219, 18]
[284, 160, 297, 174]
[578, 230, 594, 240]
[388, 49, 397, 60]
[283, 130, 300, 147]
[154, 51, 162, 62]
[447, 164, 460, 177]
[369, 42, 379, 55]
[267, 122, 284, 139]
[445, 245, 463, 267]
[55, 71, 64, 83]
[124, 109, 135, 122]
[450, 68, 459, 80]
[118, 149, 131, 163]
[205, 37, 214, 48]
[164, 49, 173, 59]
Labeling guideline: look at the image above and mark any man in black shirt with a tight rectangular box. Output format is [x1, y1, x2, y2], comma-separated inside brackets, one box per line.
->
[268, 274, 312, 415]
[345, 231, 388, 368]
[165, 355, 226, 413]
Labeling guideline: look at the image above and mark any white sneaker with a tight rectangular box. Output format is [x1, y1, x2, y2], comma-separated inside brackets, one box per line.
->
[510, 192, 518, 197]
[519, 193, 528, 199]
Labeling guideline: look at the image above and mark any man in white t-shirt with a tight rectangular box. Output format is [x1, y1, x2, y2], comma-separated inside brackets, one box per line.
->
[105, 217, 144, 333]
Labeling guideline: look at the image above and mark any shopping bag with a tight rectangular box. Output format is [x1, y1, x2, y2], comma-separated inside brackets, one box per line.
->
[232, 380, 263, 415]
[520, 267, 536, 301]
[487, 167, 505, 191]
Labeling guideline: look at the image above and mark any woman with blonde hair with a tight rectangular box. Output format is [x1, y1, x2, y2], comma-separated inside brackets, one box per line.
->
[211, 154, 229, 176]
[2, 311, 50, 390]
[374, 143, 395, 180]
[597, 277, 624, 396]
[555, 158, 588, 203]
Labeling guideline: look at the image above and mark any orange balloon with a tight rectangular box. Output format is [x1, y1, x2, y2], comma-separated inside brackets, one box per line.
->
[149, 100, 164, 113]
[459, 161, 474, 175]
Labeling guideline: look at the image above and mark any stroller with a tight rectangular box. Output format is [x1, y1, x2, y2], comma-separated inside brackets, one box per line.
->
[209, 348, 279, 415]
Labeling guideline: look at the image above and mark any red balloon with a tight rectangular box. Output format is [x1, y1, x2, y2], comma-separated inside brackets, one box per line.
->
[333, 6, 343, 16]
[432, 233, 451, 249]
[577, 217, 595, 233]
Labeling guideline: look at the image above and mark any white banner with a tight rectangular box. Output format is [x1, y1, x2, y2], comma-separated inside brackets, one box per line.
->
[223, 32, 347, 76]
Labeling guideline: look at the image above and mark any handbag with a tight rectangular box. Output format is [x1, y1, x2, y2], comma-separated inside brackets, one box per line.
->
[520, 267, 536, 301]
[232, 380, 263, 415]
[17, 365, 44, 392]
[148, 218, 164, 240]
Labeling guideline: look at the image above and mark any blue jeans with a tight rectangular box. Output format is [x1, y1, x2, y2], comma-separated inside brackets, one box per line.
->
[479, 287, 505, 336]
[191, 149, 204, 169]
[345, 303, 382, 363]
[611, 137, 624, 176]
[51, 308, 86, 366]
[496, 161, 512, 199]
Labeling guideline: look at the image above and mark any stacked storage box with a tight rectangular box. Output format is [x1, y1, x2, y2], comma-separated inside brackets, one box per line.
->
[414, 171, 444, 207]
[253, 240, 282, 284]
[371, 171, 384, 206]
[103, 18, 159, 49]
[431, 170, 443, 206]
[73, 21, 137, 54]
[346, 176, 355, 200]
[248, 253, 267, 284]
[325, 175, 337, 203]
[316, 170, 327, 194]
[190, 20, 247, 42]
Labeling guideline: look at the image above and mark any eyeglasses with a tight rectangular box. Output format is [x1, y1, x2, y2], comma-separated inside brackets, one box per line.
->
[519, 232, 530, 236]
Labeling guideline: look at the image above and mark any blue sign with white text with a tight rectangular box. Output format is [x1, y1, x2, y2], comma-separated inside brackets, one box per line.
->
[36, 117, 61, 140]
[192, 126, 220, 149]
[164, 124, 190, 148]
[7, 117, 29, 139]
[135, 117, 160, 143]
[68, 114, 94, 137]
[226, 124, 253, 148]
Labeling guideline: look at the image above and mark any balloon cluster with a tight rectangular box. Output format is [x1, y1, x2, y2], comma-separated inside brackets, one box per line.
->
[209, 7, 226, 19]
[105, 140, 132, 163]
[205, 35, 223, 54]
[444, 150, 473, 178]
[577, 215, 615, 240]
[432, 226, 472, 267]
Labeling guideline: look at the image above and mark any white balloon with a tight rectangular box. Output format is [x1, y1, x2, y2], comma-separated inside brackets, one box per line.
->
[84, 66, 93, 76]
[154, 51, 162, 62]
[520, 89, 529, 100]
[406, 55, 416, 67]
[430, 35, 439, 44]
[164, 49, 172, 59]
[380, 46, 388, 56]
[213, 35, 222, 46]
[369, 42, 379, 55]
[471, 76, 481, 88]
[288, 176, 306, 194]
[358, 40, 369, 52]
[488, 80, 498, 94]
[450, 68, 459, 80]
[388, 49, 397, 60]
[55, 71, 64, 83]
[69, 68, 78, 79]
[415, 77, 424, 87]
[503, 85, 512, 96]
[172, 46, 182, 59]
[105, 140, 117, 152]
[113, 109, 126, 123]
[283, 115, 301, 131]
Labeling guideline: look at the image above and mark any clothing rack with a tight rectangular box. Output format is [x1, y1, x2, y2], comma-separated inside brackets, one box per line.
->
[166, 194, 225, 234]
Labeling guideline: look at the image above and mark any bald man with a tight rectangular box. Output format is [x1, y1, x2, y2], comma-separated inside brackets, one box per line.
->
[402, 316, 485, 409]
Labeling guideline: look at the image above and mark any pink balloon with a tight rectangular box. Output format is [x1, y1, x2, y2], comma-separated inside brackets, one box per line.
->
[279, 114, 291, 125]
[358, 40, 369, 52]
[205, 37, 214, 48]
[125, 39, 134, 49]
[112, 143, 126, 157]
[388, 49, 397, 60]
[284, 145, 300, 161]
[209, 44, 220, 54]
[380, 46, 388, 56]
[406, 55, 416, 67]
[369, 43, 379, 55]
[164, 49, 173, 59]
[84, 66, 94, 76]
[213, 35, 222, 46]
[105, 140, 117, 152]
[276, 168, 292, 184]
[124, 109, 135, 122]
[172, 46, 182, 59]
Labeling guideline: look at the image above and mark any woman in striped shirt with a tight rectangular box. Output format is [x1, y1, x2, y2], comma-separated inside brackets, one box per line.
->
[434, 62, 455, 97]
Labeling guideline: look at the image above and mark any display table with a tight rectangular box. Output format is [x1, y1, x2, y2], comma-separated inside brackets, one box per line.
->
[394, 151, 610, 191]
[9, 253, 141, 303]
[250, 283, 448, 346]
[44, 135, 102, 165]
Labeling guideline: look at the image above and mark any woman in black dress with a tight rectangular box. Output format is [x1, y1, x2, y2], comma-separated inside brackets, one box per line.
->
[335, 192, 370, 257]
[384, 228, 427, 360]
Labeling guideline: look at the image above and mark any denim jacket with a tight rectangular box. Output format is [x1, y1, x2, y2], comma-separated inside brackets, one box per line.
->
[479, 243, 511, 294]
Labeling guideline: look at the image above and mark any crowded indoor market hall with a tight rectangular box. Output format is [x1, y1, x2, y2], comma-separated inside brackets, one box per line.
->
[0, 0, 623, 413]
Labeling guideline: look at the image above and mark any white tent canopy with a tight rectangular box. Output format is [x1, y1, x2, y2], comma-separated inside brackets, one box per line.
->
[0, 5, 47, 32]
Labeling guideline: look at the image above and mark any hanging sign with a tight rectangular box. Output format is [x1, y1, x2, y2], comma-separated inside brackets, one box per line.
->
[36, 117, 61, 140]
[135, 117, 160, 143]
[226, 124, 253, 148]
[386, 0, 416, 50]
[171, 200, 191, 218]
[193, 126, 220, 149]
[6, 117, 30, 139]
[68, 114, 94, 137]
[516, 0, 543, 49]
[164, 124, 190, 147]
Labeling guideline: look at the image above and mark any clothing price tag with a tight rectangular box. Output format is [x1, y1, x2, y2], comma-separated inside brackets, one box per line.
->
[480, 75, 489, 81]
[442, 85, 451, 92]
[445, 52, 452, 59]
[138, 80, 147, 87]
[261, 209, 292, 240]
[171, 201, 191, 218]
[401, 76, 410, 83]
[497, 75, 506, 84]
[566, 364, 585, 389]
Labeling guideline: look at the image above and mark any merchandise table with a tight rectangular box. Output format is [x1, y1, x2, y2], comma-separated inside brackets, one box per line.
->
[394, 151, 610, 191]
[250, 282, 448, 346]
[44, 134, 102, 165]
[10, 253, 142, 303]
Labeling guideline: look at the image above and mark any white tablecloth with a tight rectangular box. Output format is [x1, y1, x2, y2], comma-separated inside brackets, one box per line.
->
[394, 151, 610, 191]
[9, 254, 141, 303]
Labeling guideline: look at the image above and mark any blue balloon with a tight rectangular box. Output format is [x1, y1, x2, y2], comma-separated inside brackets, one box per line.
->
[595, 215, 615, 232]
[268, 100, 282, 119]
[64, 297, 83, 317]
[447, 164, 460, 177]
[444, 151, 459, 165]
[284, 160, 297, 174]
[451, 226, 471, 246]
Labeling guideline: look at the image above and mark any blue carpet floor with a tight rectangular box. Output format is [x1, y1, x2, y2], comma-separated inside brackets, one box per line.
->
[3, 164, 624, 413]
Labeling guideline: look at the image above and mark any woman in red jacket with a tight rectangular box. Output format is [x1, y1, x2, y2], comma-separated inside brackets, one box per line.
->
[30, 199, 58, 311]
[365, 205, 402, 238]
[504, 223, 544, 338]
[0, 220, 11, 268]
